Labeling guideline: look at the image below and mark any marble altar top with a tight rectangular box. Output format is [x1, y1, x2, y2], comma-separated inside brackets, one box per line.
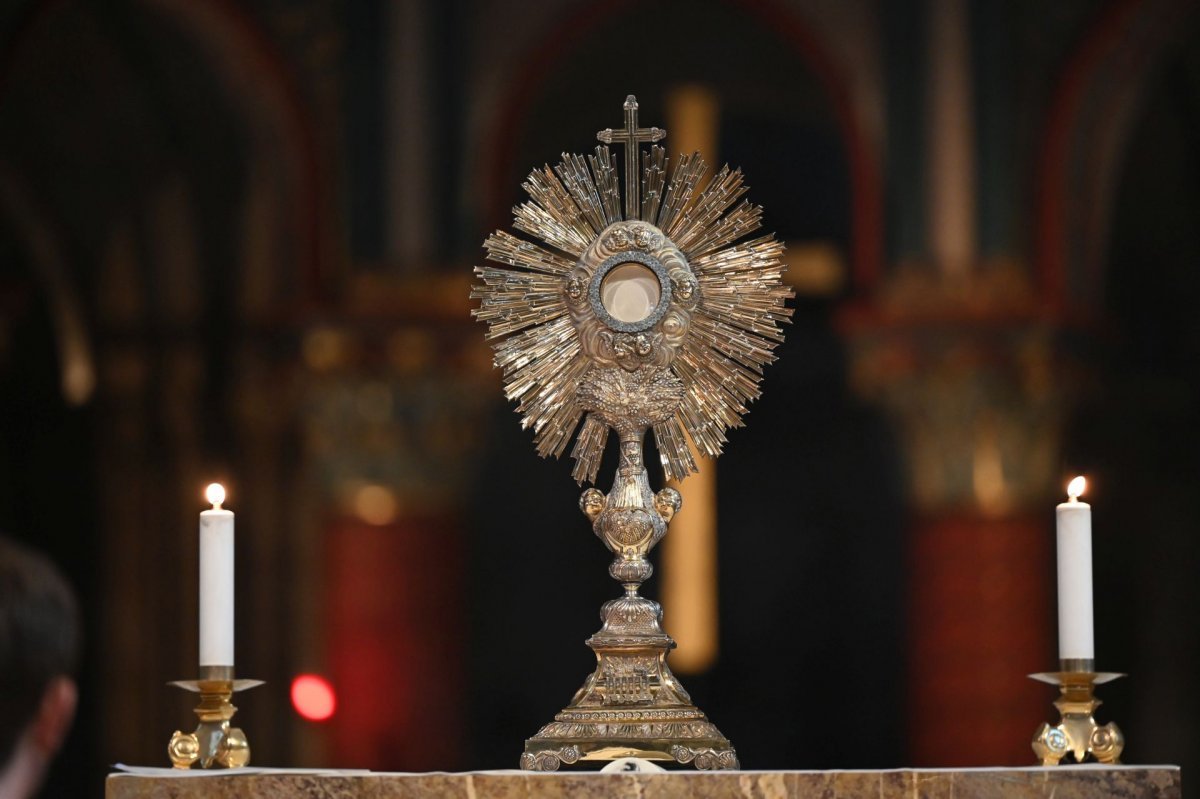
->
[106, 764, 1181, 798]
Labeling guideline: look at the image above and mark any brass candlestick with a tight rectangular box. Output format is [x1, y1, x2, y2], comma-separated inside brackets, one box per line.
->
[167, 666, 263, 769]
[1030, 660, 1125, 765]
[472, 95, 792, 770]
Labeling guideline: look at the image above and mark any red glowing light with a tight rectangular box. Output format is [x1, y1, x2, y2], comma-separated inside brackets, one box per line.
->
[291, 674, 336, 721]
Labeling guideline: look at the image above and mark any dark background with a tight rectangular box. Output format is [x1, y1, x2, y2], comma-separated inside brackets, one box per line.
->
[0, 0, 1197, 795]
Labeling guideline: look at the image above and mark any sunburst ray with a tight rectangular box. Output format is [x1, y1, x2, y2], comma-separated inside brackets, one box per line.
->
[470, 266, 568, 339]
[570, 414, 610, 484]
[640, 145, 667, 224]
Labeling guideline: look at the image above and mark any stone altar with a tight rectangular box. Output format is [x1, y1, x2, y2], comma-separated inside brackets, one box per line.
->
[107, 765, 1180, 798]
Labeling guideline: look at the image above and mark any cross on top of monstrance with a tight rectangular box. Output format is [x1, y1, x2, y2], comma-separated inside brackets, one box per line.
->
[596, 94, 666, 219]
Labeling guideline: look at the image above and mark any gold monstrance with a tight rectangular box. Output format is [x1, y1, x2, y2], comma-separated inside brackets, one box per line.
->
[472, 95, 793, 770]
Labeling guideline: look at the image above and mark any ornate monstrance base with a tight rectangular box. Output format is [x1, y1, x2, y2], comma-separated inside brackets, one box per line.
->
[520, 598, 736, 771]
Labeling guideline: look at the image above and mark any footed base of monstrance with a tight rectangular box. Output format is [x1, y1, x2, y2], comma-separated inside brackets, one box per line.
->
[520, 593, 737, 771]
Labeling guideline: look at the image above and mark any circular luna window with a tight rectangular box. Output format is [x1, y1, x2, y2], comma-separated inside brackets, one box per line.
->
[588, 251, 672, 333]
[601, 262, 661, 324]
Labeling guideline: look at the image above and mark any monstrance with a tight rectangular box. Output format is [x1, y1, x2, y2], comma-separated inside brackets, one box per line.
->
[472, 95, 793, 770]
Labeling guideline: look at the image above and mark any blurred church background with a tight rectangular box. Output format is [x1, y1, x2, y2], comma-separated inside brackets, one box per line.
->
[1, 0, 1198, 794]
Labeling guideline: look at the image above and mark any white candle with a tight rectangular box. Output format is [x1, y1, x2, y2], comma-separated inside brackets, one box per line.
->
[1055, 476, 1093, 661]
[200, 483, 235, 667]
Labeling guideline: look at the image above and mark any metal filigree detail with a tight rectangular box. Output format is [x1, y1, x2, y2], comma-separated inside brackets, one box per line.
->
[579, 367, 683, 436]
[670, 745, 741, 770]
[557, 708, 705, 722]
[519, 745, 582, 772]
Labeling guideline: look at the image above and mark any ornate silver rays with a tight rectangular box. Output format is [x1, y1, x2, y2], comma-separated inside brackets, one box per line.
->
[472, 95, 792, 770]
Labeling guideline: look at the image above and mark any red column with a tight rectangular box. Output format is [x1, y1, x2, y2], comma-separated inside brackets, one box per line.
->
[325, 515, 463, 770]
[908, 513, 1053, 765]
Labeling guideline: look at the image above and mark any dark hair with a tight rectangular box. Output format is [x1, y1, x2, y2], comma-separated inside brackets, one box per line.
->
[0, 538, 80, 766]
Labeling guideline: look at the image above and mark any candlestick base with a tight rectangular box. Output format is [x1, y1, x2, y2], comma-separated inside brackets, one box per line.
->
[1029, 663, 1125, 765]
[167, 667, 263, 769]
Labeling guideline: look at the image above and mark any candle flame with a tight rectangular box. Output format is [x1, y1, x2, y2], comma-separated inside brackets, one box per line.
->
[1066, 475, 1086, 501]
[205, 482, 226, 509]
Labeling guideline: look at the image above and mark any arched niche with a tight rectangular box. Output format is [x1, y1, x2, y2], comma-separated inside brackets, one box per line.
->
[478, 0, 883, 293]
[1034, 0, 1198, 316]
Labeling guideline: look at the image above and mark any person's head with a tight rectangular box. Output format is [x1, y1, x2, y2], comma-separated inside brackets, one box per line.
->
[0, 538, 79, 791]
